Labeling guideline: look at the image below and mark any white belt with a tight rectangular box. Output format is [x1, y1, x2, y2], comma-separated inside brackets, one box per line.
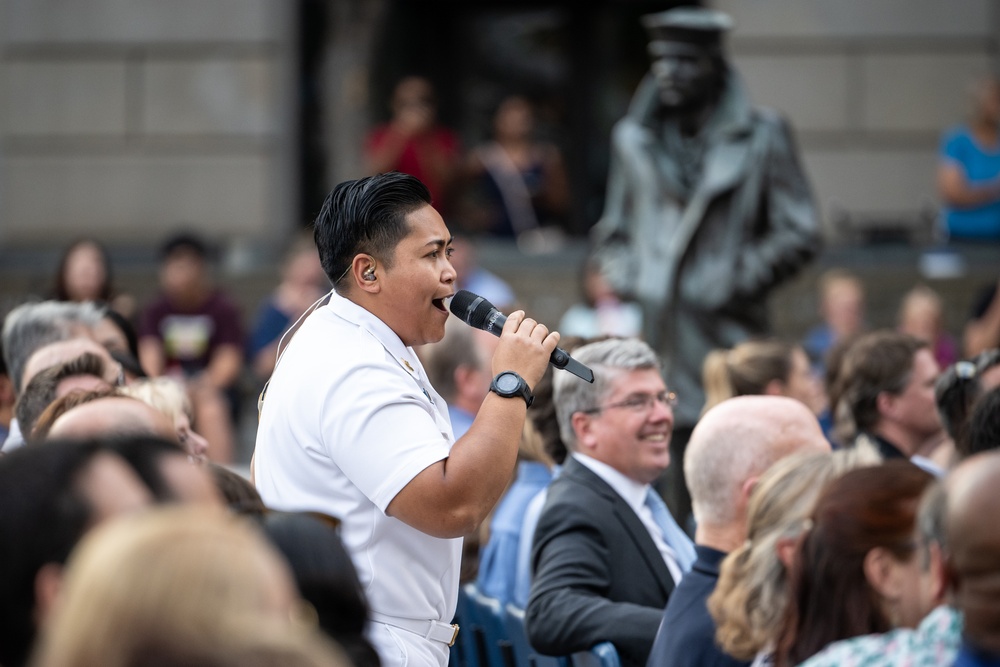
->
[369, 611, 460, 646]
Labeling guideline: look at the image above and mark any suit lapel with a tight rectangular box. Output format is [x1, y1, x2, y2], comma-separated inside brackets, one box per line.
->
[564, 459, 676, 600]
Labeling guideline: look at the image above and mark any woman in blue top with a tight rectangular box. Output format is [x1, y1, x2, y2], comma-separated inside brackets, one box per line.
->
[938, 76, 1000, 241]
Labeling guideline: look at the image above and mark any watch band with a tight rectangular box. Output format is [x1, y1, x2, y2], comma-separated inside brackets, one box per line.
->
[489, 371, 534, 407]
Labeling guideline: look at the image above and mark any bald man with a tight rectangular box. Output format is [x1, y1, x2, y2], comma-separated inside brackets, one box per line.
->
[47, 395, 175, 442]
[22, 337, 121, 391]
[647, 396, 829, 667]
[945, 451, 1000, 665]
[46, 397, 221, 505]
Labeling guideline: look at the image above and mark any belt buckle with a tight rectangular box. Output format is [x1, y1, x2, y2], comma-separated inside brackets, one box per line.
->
[448, 624, 460, 647]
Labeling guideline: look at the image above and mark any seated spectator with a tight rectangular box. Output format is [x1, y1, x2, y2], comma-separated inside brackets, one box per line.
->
[647, 396, 829, 667]
[52, 237, 135, 319]
[15, 351, 113, 441]
[33, 390, 176, 443]
[937, 76, 1000, 242]
[934, 349, 1000, 459]
[525, 338, 695, 667]
[0, 439, 152, 667]
[835, 330, 947, 474]
[898, 284, 959, 369]
[559, 256, 643, 339]
[30, 506, 345, 667]
[802, 269, 866, 375]
[121, 376, 211, 461]
[248, 235, 329, 381]
[476, 418, 554, 605]
[1, 301, 103, 450]
[964, 278, 1000, 357]
[423, 321, 493, 438]
[944, 451, 1000, 664]
[701, 340, 824, 417]
[139, 232, 244, 462]
[105, 434, 221, 505]
[773, 461, 935, 667]
[461, 94, 569, 239]
[798, 478, 959, 667]
[961, 385, 1000, 459]
[709, 449, 879, 665]
[21, 336, 121, 394]
[512, 335, 590, 609]
[258, 511, 380, 667]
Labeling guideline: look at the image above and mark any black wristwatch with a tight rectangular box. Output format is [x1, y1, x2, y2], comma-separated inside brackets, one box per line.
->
[489, 371, 534, 407]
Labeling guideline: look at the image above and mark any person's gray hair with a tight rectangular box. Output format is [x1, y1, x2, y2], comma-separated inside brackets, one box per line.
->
[553, 338, 661, 449]
[2, 301, 103, 394]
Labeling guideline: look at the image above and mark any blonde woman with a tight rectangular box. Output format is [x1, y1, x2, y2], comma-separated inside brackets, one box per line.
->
[701, 340, 823, 416]
[707, 448, 879, 666]
[122, 376, 210, 460]
[31, 507, 344, 667]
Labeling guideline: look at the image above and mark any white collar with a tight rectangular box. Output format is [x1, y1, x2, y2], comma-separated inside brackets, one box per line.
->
[324, 290, 424, 383]
[572, 452, 650, 515]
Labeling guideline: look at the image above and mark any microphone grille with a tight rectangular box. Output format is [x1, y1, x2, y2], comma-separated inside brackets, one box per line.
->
[449, 290, 495, 328]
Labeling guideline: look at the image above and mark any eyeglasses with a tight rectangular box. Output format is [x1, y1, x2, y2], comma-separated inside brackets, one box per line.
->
[580, 391, 678, 415]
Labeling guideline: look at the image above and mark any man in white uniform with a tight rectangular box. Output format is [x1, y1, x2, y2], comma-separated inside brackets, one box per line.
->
[253, 172, 558, 667]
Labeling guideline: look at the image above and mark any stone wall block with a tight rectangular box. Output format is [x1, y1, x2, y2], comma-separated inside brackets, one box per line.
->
[4, 60, 127, 135]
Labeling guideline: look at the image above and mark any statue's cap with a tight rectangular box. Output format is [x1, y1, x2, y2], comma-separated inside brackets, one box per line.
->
[641, 7, 733, 52]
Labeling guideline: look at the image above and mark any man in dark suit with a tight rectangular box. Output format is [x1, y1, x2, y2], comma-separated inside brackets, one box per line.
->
[525, 338, 695, 667]
[646, 396, 829, 667]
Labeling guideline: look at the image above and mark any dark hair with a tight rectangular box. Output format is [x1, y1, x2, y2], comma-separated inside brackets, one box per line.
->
[208, 463, 267, 515]
[160, 231, 211, 261]
[774, 461, 933, 666]
[836, 331, 927, 434]
[936, 349, 1000, 447]
[961, 386, 1000, 459]
[110, 348, 147, 380]
[257, 512, 380, 667]
[103, 435, 188, 502]
[101, 305, 141, 361]
[313, 172, 431, 291]
[16, 352, 110, 441]
[30, 386, 121, 442]
[54, 238, 114, 303]
[0, 438, 106, 667]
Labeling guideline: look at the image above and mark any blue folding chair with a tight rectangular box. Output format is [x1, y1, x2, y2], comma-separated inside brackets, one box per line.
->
[465, 584, 510, 667]
[503, 602, 567, 667]
[569, 642, 621, 667]
[450, 584, 478, 667]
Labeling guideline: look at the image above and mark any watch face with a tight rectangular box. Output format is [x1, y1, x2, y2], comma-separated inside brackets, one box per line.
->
[496, 372, 520, 393]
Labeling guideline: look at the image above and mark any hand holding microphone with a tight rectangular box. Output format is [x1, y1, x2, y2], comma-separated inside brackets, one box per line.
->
[449, 290, 595, 384]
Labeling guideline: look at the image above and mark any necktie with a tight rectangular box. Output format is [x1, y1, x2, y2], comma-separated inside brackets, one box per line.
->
[645, 488, 697, 574]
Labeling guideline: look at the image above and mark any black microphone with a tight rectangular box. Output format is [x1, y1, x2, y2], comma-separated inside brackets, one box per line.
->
[449, 290, 595, 383]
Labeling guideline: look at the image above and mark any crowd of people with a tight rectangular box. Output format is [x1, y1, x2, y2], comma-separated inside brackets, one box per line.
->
[2, 5, 1000, 667]
[2, 171, 999, 667]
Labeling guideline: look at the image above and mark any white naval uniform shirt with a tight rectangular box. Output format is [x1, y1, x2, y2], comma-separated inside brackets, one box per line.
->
[254, 291, 461, 667]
